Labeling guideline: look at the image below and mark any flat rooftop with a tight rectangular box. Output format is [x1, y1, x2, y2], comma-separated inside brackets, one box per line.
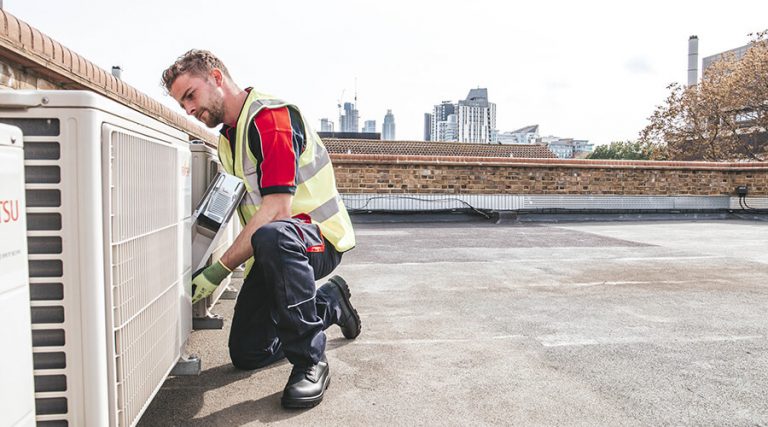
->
[140, 218, 768, 425]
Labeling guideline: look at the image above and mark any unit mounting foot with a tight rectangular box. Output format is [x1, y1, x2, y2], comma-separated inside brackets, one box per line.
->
[170, 354, 201, 376]
[193, 312, 224, 330]
[220, 285, 238, 300]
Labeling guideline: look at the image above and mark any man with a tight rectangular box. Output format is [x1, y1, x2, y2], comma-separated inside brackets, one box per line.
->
[161, 49, 360, 409]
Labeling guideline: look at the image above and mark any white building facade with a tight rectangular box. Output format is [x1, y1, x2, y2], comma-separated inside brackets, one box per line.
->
[538, 136, 594, 159]
[430, 89, 496, 143]
[496, 124, 539, 145]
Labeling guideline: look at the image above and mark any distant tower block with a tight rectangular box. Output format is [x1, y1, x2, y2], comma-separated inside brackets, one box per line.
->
[688, 35, 699, 86]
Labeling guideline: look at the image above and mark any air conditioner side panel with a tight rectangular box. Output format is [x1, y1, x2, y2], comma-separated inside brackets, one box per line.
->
[101, 121, 190, 427]
[75, 111, 111, 426]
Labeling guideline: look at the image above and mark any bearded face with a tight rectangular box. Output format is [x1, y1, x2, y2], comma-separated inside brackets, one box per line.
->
[197, 89, 225, 127]
[170, 72, 228, 128]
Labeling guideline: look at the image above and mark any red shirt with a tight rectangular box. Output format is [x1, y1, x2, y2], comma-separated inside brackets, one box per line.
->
[219, 97, 306, 196]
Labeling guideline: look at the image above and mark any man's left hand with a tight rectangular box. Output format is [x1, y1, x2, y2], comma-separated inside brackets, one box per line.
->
[191, 260, 232, 304]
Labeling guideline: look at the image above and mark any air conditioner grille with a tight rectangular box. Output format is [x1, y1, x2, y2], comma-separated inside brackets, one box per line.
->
[25, 165, 61, 184]
[28, 236, 63, 254]
[114, 286, 179, 427]
[27, 212, 62, 231]
[25, 189, 61, 207]
[32, 329, 66, 347]
[24, 141, 61, 160]
[14, 123, 68, 425]
[111, 225, 179, 328]
[29, 283, 64, 301]
[109, 131, 178, 241]
[28, 259, 63, 277]
[34, 375, 68, 393]
[0, 118, 60, 136]
[33, 352, 66, 370]
[30, 306, 64, 324]
[108, 128, 183, 427]
[35, 397, 68, 416]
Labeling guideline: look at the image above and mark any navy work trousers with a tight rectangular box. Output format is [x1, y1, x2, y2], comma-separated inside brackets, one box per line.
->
[228, 218, 344, 369]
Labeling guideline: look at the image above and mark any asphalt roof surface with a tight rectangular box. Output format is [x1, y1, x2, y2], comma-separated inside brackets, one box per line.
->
[140, 219, 768, 426]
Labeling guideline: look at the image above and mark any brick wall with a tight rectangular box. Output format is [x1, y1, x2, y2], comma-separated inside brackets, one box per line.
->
[332, 155, 768, 196]
[0, 58, 58, 89]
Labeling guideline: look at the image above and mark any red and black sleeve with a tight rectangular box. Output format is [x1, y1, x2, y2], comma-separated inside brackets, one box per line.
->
[247, 106, 307, 195]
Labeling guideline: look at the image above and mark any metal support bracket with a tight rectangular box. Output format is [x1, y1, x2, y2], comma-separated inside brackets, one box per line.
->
[170, 354, 201, 376]
[220, 285, 238, 300]
[232, 266, 246, 279]
[193, 312, 224, 330]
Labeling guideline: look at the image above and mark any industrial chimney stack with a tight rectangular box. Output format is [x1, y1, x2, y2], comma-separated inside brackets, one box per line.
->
[688, 35, 699, 86]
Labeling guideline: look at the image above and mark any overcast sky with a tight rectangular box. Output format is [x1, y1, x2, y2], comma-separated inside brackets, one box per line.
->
[5, 0, 768, 144]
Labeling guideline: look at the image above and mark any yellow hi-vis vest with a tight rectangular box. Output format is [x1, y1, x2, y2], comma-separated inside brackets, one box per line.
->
[218, 90, 355, 274]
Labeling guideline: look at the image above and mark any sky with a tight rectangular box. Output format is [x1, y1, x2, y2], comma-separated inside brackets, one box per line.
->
[5, 0, 768, 145]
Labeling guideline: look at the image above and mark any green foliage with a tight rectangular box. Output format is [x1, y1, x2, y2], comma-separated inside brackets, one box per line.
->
[587, 140, 655, 160]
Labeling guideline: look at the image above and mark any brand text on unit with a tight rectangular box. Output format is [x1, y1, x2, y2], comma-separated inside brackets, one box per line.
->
[1, 199, 20, 223]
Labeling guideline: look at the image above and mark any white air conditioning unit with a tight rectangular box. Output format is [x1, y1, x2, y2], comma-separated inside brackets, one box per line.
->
[0, 123, 36, 427]
[189, 142, 237, 328]
[0, 90, 193, 427]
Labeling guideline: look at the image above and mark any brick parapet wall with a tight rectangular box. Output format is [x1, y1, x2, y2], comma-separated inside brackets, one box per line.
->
[0, 10, 216, 144]
[330, 154, 768, 196]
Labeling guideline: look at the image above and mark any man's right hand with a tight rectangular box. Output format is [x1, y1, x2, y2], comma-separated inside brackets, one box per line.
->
[191, 260, 232, 304]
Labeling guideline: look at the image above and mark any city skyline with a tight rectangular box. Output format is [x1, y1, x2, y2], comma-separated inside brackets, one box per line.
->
[5, 1, 767, 145]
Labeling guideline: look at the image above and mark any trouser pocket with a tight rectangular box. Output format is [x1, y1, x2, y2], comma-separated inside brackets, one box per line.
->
[288, 216, 325, 253]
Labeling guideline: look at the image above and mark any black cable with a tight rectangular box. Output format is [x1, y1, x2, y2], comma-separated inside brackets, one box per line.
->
[346, 195, 493, 219]
[741, 195, 757, 210]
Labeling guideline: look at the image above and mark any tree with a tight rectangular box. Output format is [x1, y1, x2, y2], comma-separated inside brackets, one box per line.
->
[587, 140, 655, 160]
[640, 31, 768, 161]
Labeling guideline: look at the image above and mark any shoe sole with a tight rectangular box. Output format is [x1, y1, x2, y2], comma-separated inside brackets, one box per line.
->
[328, 275, 362, 339]
[281, 377, 331, 409]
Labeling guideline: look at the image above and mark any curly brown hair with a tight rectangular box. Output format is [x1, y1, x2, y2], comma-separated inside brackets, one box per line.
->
[161, 49, 232, 93]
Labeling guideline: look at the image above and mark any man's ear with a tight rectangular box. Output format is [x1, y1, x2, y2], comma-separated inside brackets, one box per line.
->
[211, 68, 224, 86]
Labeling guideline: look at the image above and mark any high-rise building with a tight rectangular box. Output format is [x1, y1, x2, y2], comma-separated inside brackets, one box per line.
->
[320, 118, 334, 132]
[431, 101, 456, 142]
[430, 89, 496, 143]
[339, 102, 359, 133]
[424, 113, 432, 141]
[383, 110, 395, 140]
[457, 88, 496, 143]
[363, 120, 376, 133]
[438, 114, 458, 142]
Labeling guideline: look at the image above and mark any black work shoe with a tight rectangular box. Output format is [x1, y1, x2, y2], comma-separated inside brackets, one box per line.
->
[323, 275, 362, 339]
[281, 356, 330, 409]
